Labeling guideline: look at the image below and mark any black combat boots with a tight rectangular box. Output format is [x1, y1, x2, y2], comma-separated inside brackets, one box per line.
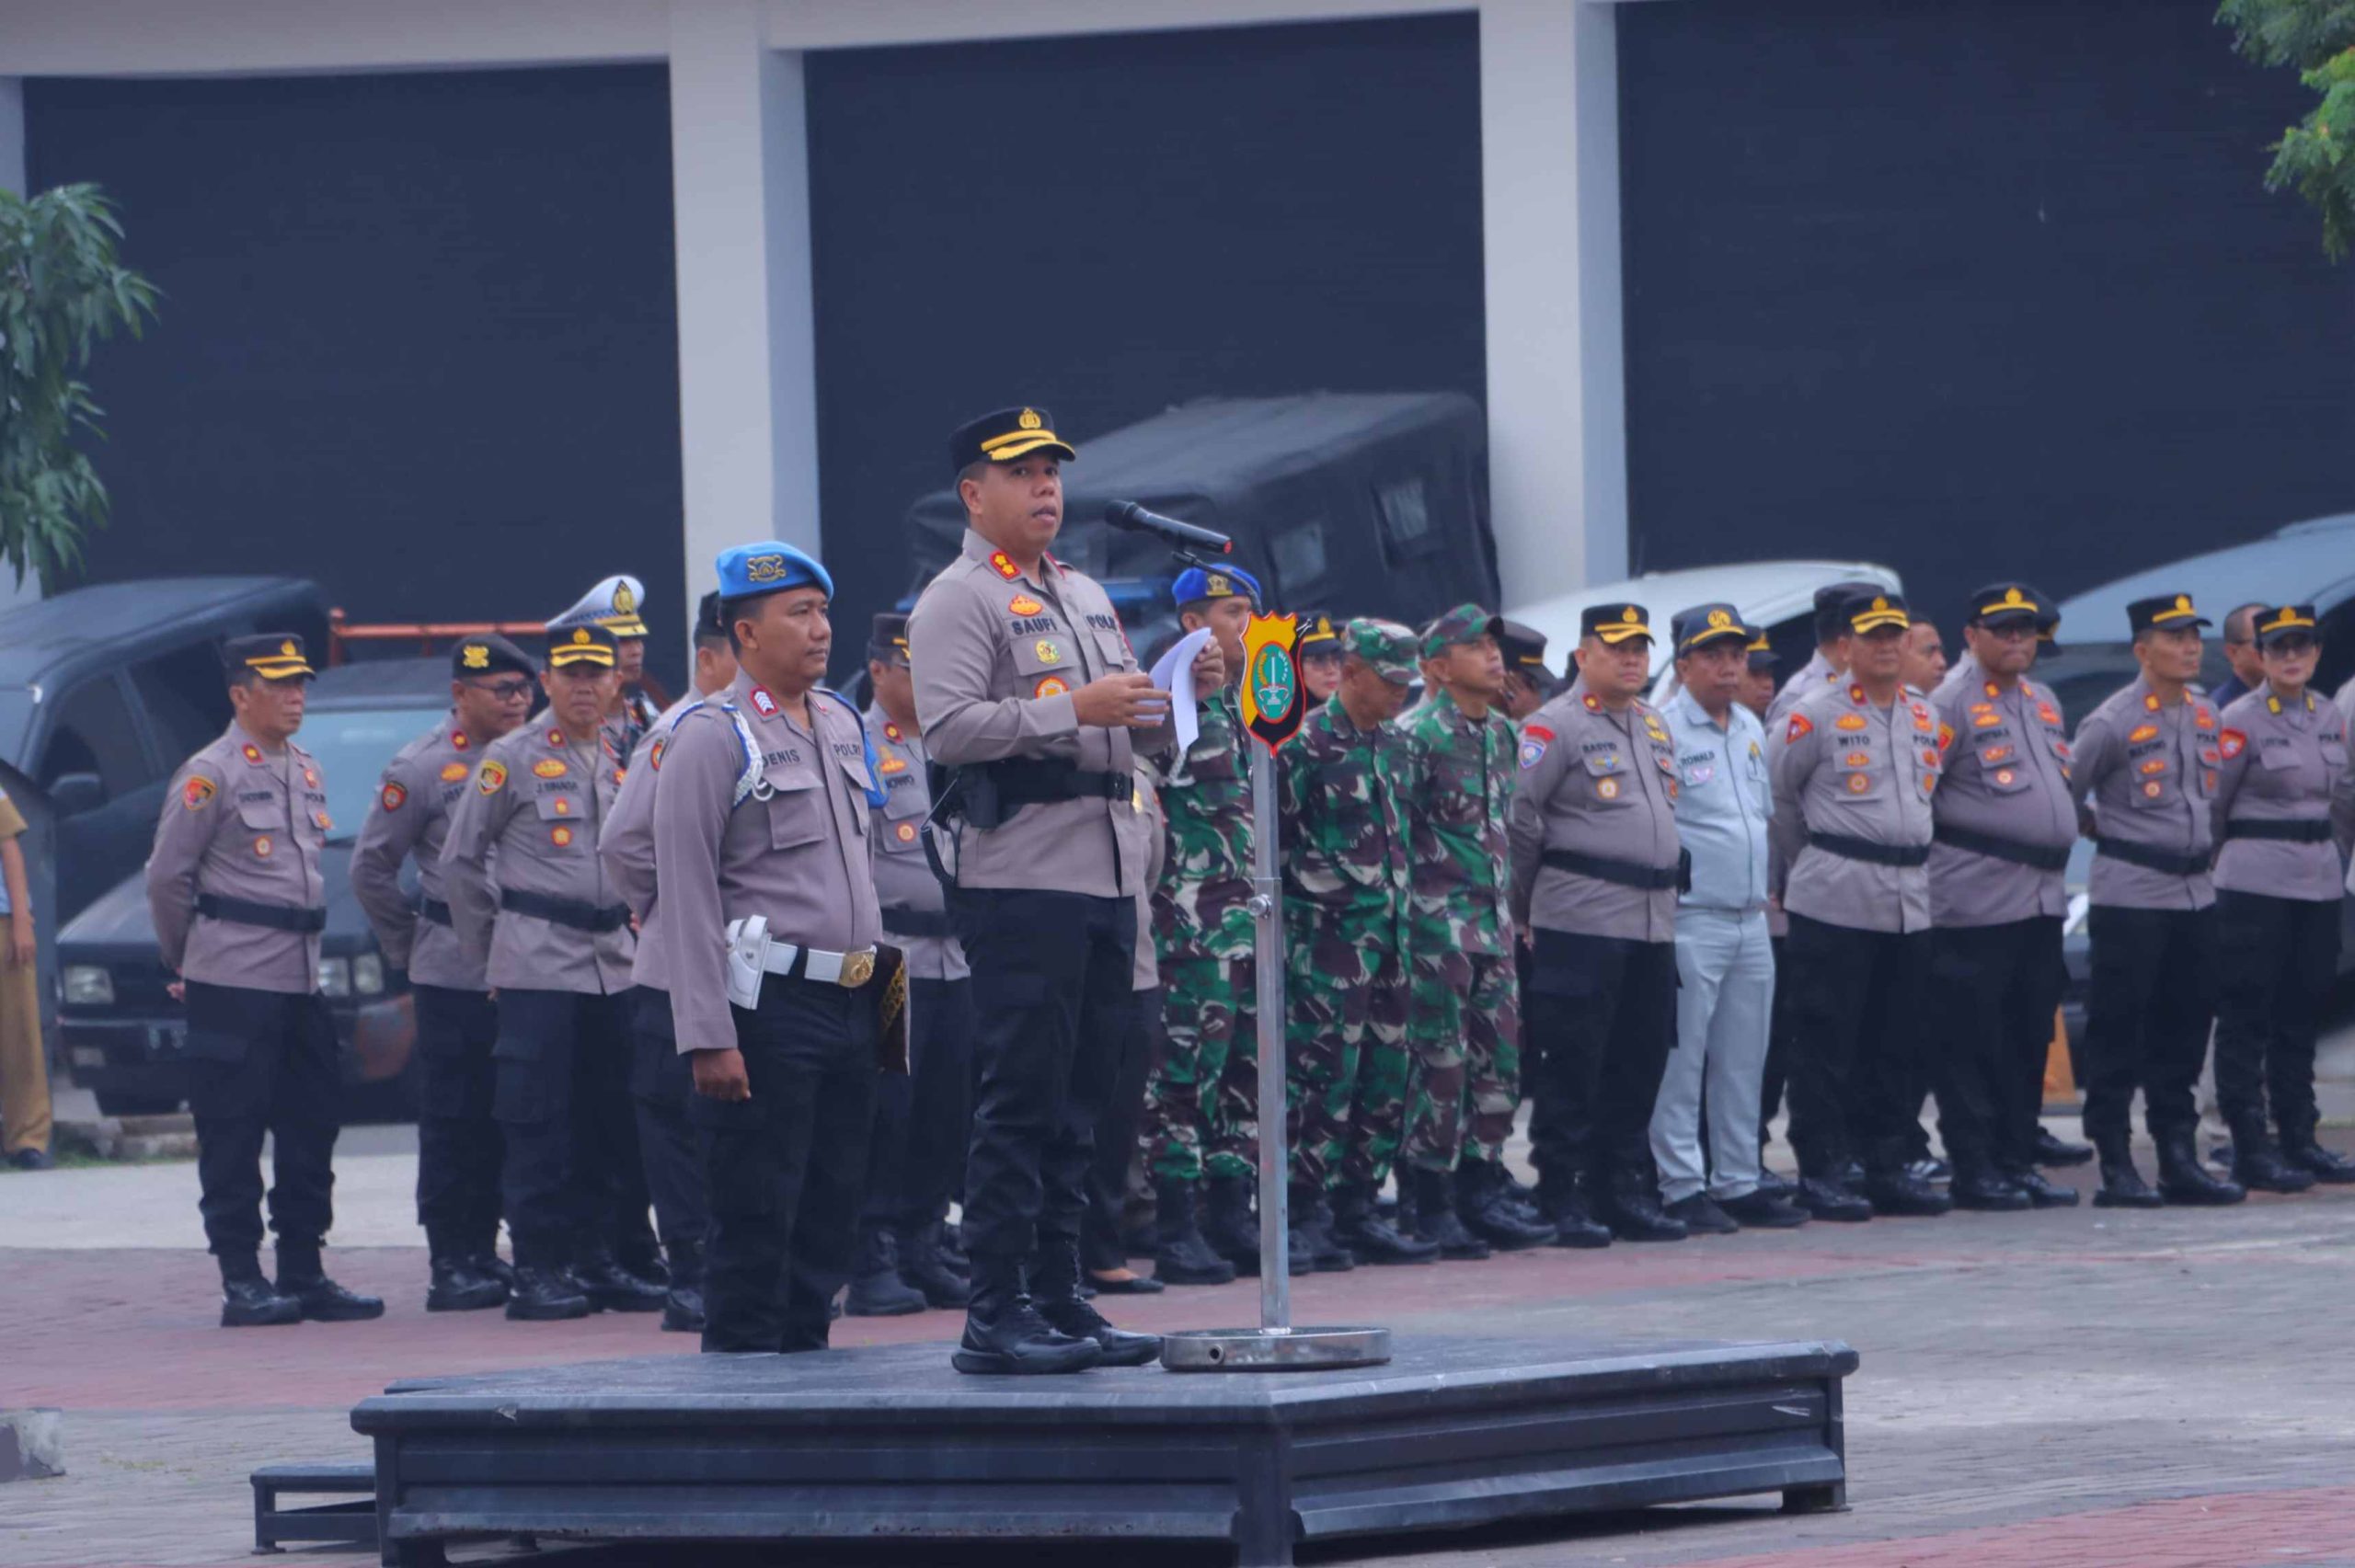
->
[953, 1253, 1103, 1376]
[1028, 1238, 1161, 1368]
[1330, 1181, 1438, 1265]
[2156, 1130, 2246, 1206]
[1151, 1176, 1237, 1286]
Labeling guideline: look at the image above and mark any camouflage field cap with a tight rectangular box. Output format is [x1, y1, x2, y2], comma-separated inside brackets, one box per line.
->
[1419, 601, 1502, 659]
[1347, 617, 1421, 682]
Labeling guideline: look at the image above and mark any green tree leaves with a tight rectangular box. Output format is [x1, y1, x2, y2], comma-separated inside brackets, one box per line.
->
[0, 184, 160, 589]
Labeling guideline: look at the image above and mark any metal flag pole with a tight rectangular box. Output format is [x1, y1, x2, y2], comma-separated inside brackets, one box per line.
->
[1161, 614, 1390, 1373]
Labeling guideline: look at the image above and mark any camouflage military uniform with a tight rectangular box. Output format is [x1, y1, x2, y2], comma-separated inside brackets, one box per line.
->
[1399, 686, 1521, 1172]
[1143, 686, 1258, 1183]
[1278, 692, 1413, 1192]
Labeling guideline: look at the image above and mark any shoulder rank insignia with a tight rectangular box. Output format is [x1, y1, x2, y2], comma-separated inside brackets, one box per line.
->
[990, 550, 1021, 581]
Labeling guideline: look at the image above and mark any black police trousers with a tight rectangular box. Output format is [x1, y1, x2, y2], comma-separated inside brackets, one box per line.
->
[948, 887, 1133, 1263]
[1782, 913, 1930, 1179]
[692, 976, 879, 1354]
[412, 984, 501, 1260]
[492, 988, 635, 1268]
[182, 979, 339, 1275]
[2212, 890, 2340, 1146]
[1524, 929, 1677, 1191]
[1927, 916, 2064, 1176]
[630, 986, 710, 1259]
[1759, 933, 1793, 1148]
[1083, 985, 1160, 1275]
[2080, 905, 2214, 1150]
[861, 976, 976, 1232]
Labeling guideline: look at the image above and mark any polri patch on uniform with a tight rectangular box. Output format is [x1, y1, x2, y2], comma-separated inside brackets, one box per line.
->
[1936, 722, 1955, 752]
[241, 743, 264, 765]
[751, 687, 778, 717]
[2143, 780, 2164, 798]
[2218, 729, 2246, 761]
[649, 738, 666, 772]
[1519, 725, 1554, 770]
[1035, 675, 1070, 698]
[183, 776, 216, 810]
[1007, 595, 1042, 617]
[895, 821, 918, 842]
[534, 758, 568, 779]
[477, 760, 509, 795]
[1597, 776, 1620, 800]
[1845, 773, 1870, 794]
[381, 783, 407, 812]
[1786, 714, 1812, 743]
[314, 810, 330, 830]
[1035, 639, 1063, 666]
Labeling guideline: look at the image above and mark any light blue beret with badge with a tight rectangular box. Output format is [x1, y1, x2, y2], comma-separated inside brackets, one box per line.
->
[1172, 565, 1262, 607]
[715, 541, 833, 601]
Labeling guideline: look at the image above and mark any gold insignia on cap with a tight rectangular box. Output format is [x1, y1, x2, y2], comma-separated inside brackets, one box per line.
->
[1018, 407, 1042, 430]
[1872, 596, 1889, 612]
[745, 554, 789, 584]
[1623, 607, 1640, 624]
[461, 644, 489, 670]
[2004, 587, 2025, 606]
[571, 628, 592, 645]
[1706, 608, 1732, 630]
[613, 583, 636, 613]
[2176, 594, 2191, 612]
[279, 640, 297, 658]
[1208, 573, 1231, 596]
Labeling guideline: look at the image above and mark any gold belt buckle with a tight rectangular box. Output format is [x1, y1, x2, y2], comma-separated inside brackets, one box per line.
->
[838, 948, 876, 989]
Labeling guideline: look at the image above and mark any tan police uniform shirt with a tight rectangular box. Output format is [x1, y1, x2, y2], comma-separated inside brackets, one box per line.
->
[1763, 649, 1844, 935]
[439, 720, 634, 994]
[1769, 679, 1937, 933]
[1925, 670, 2075, 927]
[907, 529, 1173, 898]
[351, 713, 488, 991]
[1506, 677, 1681, 942]
[146, 722, 328, 994]
[655, 668, 881, 1054]
[2068, 675, 2218, 911]
[2211, 687, 2355, 902]
[1134, 761, 1166, 992]
[864, 703, 967, 982]
[599, 689, 710, 995]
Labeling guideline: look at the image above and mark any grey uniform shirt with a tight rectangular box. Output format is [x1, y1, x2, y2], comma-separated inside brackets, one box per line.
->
[146, 723, 328, 994]
[2211, 688, 2355, 902]
[865, 703, 967, 981]
[1770, 680, 1938, 933]
[2070, 676, 2218, 911]
[351, 713, 488, 991]
[440, 721, 635, 994]
[907, 529, 1173, 898]
[600, 690, 706, 994]
[1134, 761, 1166, 992]
[654, 668, 882, 1055]
[1664, 686, 1772, 913]
[1925, 671, 2075, 927]
[1506, 678, 1681, 943]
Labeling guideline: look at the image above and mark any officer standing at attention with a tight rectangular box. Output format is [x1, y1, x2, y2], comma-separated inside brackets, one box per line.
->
[146, 635, 383, 1327]
[1398, 604, 1552, 1255]
[1923, 584, 2079, 1210]
[2067, 594, 2244, 1207]
[1649, 607, 1807, 1232]
[442, 623, 659, 1321]
[910, 405, 1218, 1376]
[1143, 564, 1263, 1284]
[597, 590, 739, 1335]
[2209, 605, 2355, 1192]
[352, 634, 535, 1311]
[552, 574, 662, 748]
[1295, 613, 1345, 706]
[652, 543, 895, 1355]
[1769, 590, 1949, 1222]
[1275, 618, 1436, 1269]
[852, 611, 975, 1314]
[1765, 582, 1879, 730]
[1079, 756, 1172, 1297]
[1509, 603, 1686, 1245]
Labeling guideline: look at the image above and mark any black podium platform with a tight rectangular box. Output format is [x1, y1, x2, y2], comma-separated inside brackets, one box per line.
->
[349, 1334, 1856, 1567]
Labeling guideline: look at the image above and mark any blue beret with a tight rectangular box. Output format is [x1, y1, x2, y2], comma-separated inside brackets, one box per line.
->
[1172, 565, 1261, 607]
[715, 541, 833, 601]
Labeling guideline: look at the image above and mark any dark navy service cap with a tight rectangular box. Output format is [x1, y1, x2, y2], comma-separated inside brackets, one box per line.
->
[949, 406, 1076, 474]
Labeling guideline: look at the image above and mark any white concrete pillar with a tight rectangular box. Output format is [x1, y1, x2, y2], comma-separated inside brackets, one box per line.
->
[665, 0, 819, 628]
[0, 78, 24, 196]
[1478, 0, 1628, 600]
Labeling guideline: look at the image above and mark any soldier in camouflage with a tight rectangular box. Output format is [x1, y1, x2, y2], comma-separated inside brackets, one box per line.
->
[1141, 565, 1263, 1283]
[1276, 618, 1439, 1269]
[1397, 603, 1554, 1257]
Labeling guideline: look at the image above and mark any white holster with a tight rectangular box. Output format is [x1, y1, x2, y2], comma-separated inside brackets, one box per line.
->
[724, 915, 771, 1010]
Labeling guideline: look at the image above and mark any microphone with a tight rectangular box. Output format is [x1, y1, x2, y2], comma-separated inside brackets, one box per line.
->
[1103, 500, 1234, 555]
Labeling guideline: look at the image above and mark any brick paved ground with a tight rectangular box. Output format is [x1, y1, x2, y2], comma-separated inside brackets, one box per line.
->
[6, 1121, 2355, 1567]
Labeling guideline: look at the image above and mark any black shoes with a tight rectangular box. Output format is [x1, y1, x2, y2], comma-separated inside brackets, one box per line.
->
[1288, 1186, 1358, 1274]
[2003, 1166, 2081, 1209]
[1151, 1177, 1238, 1286]
[426, 1254, 509, 1312]
[896, 1222, 971, 1308]
[1602, 1170, 1688, 1242]
[1947, 1163, 2032, 1211]
[1796, 1175, 1873, 1222]
[2156, 1132, 2246, 1206]
[1539, 1176, 1612, 1249]
[574, 1253, 668, 1312]
[2232, 1134, 2316, 1195]
[1664, 1194, 1739, 1235]
[220, 1275, 304, 1328]
[2092, 1155, 2164, 1209]
[846, 1227, 928, 1317]
[1457, 1162, 1556, 1250]
[281, 1274, 386, 1322]
[2281, 1138, 2355, 1185]
[2035, 1128, 2096, 1168]
[1862, 1166, 1951, 1218]
[1718, 1186, 1809, 1229]
[660, 1240, 706, 1333]
[1028, 1241, 1160, 1368]
[1407, 1168, 1490, 1260]
[1202, 1175, 1262, 1277]
[1330, 1183, 1439, 1265]
[506, 1264, 593, 1321]
[7, 1147, 54, 1170]
[953, 1256, 1103, 1376]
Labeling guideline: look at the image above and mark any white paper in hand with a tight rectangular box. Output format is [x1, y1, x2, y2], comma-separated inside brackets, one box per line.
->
[1149, 627, 1213, 755]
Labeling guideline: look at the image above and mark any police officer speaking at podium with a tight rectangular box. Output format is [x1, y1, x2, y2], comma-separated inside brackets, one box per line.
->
[652, 542, 899, 1356]
[909, 405, 1223, 1376]
[146, 635, 383, 1327]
